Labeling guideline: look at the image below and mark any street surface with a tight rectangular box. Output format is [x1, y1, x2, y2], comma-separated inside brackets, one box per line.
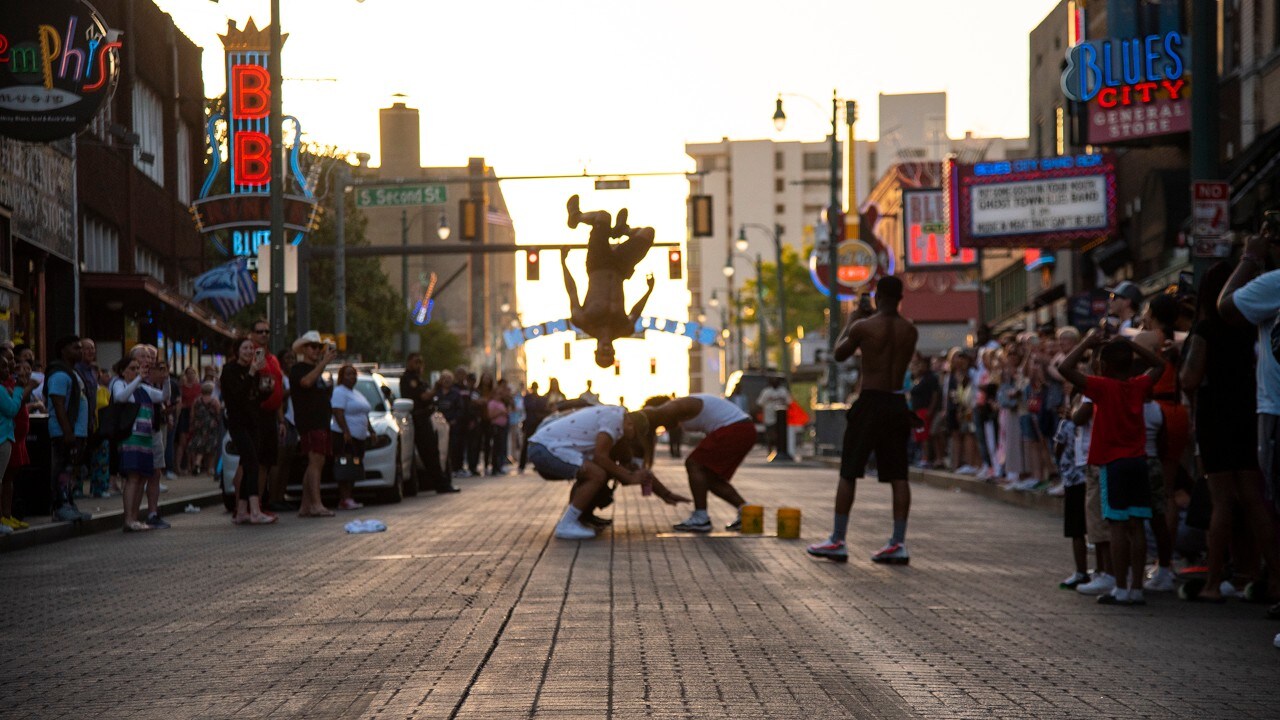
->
[2, 452, 1277, 719]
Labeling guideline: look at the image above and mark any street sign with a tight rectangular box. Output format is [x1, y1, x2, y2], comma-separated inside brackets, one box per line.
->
[1191, 180, 1230, 258]
[355, 184, 448, 208]
[594, 178, 630, 190]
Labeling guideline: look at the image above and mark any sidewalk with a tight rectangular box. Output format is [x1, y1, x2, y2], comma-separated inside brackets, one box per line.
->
[0, 471, 224, 552]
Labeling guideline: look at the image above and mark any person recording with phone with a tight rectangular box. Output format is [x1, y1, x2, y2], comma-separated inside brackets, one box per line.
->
[248, 320, 287, 514]
[1217, 211, 1280, 622]
[222, 336, 275, 524]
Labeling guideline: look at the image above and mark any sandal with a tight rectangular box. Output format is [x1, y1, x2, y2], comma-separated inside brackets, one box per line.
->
[123, 521, 151, 533]
[247, 513, 277, 525]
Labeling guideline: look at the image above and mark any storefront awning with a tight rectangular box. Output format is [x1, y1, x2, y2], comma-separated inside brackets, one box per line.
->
[81, 273, 236, 340]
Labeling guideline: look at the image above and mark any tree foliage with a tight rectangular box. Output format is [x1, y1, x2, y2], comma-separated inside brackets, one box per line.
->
[736, 244, 828, 368]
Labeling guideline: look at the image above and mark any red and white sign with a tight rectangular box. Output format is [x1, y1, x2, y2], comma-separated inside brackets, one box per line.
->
[902, 190, 976, 269]
[1192, 181, 1231, 258]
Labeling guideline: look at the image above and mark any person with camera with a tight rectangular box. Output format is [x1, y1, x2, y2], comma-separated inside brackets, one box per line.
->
[222, 337, 275, 525]
[248, 320, 286, 512]
[290, 332, 338, 517]
[1217, 216, 1280, 622]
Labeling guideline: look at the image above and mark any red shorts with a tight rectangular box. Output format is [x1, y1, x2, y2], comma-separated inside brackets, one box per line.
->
[299, 429, 332, 457]
[911, 409, 931, 444]
[687, 420, 756, 482]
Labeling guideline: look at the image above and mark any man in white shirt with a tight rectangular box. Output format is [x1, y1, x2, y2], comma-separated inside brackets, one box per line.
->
[644, 394, 757, 533]
[756, 378, 791, 457]
[527, 405, 684, 539]
[1218, 226, 1280, 624]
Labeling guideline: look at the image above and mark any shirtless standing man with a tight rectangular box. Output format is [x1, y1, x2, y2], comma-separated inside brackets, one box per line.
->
[807, 275, 919, 564]
[561, 195, 656, 368]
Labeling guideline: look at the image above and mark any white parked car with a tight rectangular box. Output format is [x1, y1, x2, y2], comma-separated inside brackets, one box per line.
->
[217, 370, 416, 506]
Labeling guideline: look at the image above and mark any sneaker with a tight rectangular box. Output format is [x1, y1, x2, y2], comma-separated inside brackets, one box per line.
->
[453, 469, 473, 479]
[53, 505, 87, 522]
[1046, 482, 1065, 497]
[581, 512, 613, 529]
[165, 471, 177, 481]
[158, 483, 169, 493]
[1059, 572, 1090, 590]
[145, 513, 171, 530]
[871, 541, 910, 565]
[673, 514, 712, 533]
[1077, 573, 1116, 596]
[1, 516, 28, 530]
[1221, 580, 1247, 599]
[1127, 589, 1146, 606]
[1097, 588, 1130, 605]
[338, 498, 364, 511]
[0, 523, 11, 536]
[1143, 566, 1176, 593]
[554, 519, 596, 540]
[725, 517, 742, 532]
[806, 539, 849, 562]
[436, 486, 461, 494]
[955, 465, 977, 475]
[123, 521, 151, 533]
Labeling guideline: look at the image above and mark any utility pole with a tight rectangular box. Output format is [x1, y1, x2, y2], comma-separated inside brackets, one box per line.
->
[1190, 0, 1219, 283]
[267, 0, 286, 352]
[401, 209, 410, 356]
[756, 254, 766, 370]
[334, 162, 348, 350]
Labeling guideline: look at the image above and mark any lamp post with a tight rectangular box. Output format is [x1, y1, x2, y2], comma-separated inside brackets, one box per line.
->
[774, 91, 856, 403]
[267, 0, 285, 352]
[739, 222, 788, 384]
[399, 209, 451, 356]
[723, 251, 765, 370]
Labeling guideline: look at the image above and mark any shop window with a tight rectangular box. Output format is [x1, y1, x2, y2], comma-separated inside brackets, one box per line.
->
[775, 177, 785, 193]
[774, 151, 784, 170]
[83, 216, 119, 272]
[135, 246, 165, 283]
[131, 83, 165, 186]
[803, 151, 831, 171]
[775, 204, 785, 215]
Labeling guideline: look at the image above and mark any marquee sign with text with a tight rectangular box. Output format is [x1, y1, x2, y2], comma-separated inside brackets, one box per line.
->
[901, 189, 976, 269]
[945, 153, 1117, 250]
[0, 0, 121, 142]
[190, 18, 318, 258]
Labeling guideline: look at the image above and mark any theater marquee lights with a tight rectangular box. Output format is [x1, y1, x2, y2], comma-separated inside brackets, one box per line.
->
[190, 18, 319, 258]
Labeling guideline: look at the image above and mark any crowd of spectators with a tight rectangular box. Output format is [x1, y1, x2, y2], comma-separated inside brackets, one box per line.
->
[904, 227, 1280, 635]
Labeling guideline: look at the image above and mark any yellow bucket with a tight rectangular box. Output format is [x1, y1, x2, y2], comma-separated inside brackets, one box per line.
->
[739, 505, 764, 534]
[776, 508, 801, 539]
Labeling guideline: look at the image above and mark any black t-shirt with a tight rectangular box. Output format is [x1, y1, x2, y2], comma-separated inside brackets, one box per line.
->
[1192, 317, 1257, 405]
[288, 361, 333, 432]
[909, 371, 939, 412]
[401, 370, 433, 416]
[221, 362, 260, 426]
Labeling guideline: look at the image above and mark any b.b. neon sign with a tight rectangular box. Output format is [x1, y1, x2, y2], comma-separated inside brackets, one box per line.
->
[1061, 31, 1186, 109]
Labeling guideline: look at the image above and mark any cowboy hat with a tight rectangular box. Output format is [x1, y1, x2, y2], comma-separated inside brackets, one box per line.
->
[291, 330, 325, 352]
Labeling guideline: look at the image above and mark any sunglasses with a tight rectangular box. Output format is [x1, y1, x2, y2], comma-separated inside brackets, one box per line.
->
[252, 328, 270, 334]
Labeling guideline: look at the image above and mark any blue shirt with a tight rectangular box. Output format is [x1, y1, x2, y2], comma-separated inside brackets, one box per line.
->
[0, 384, 22, 443]
[47, 370, 90, 438]
[1234, 269, 1280, 416]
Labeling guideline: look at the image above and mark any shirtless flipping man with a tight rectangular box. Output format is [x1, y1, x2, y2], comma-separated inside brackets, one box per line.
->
[807, 275, 920, 564]
[562, 195, 656, 368]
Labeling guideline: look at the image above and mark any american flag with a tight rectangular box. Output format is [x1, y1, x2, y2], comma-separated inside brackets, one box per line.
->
[192, 258, 257, 318]
[486, 208, 513, 227]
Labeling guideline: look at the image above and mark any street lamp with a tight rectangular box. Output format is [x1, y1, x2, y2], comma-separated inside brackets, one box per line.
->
[773, 90, 857, 403]
[739, 222, 789, 388]
[399, 209, 453, 356]
[723, 251, 767, 371]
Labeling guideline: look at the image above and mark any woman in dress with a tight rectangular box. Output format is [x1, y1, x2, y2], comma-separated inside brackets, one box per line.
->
[330, 364, 373, 510]
[187, 381, 222, 476]
[173, 366, 201, 475]
[221, 337, 275, 525]
[111, 354, 167, 532]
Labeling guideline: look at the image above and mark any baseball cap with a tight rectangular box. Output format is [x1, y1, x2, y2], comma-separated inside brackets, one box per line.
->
[1106, 280, 1143, 308]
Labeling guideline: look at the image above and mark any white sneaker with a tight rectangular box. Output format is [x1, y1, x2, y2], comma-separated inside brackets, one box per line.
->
[165, 471, 177, 481]
[1046, 482, 1065, 497]
[1077, 573, 1116, 596]
[158, 483, 169, 493]
[1143, 566, 1176, 593]
[1221, 580, 1246, 599]
[554, 520, 596, 540]
[955, 465, 977, 475]
[0, 523, 12, 535]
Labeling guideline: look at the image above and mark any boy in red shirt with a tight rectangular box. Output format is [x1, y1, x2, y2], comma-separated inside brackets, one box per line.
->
[1057, 329, 1167, 606]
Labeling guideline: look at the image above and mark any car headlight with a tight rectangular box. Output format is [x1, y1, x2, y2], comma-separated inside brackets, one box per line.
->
[367, 433, 393, 450]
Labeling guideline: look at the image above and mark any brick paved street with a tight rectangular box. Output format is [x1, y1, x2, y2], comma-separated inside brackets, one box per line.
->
[2, 451, 1277, 719]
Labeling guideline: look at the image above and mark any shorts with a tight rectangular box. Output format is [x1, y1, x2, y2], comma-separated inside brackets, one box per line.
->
[256, 410, 280, 467]
[1064, 482, 1086, 538]
[1083, 466, 1110, 543]
[528, 442, 580, 481]
[299, 429, 332, 457]
[152, 431, 166, 471]
[1146, 456, 1165, 514]
[688, 420, 756, 482]
[840, 390, 910, 483]
[912, 409, 931, 444]
[1100, 456, 1152, 522]
[1261, 414, 1280, 511]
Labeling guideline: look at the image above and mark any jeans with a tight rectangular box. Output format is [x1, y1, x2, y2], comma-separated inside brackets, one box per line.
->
[489, 424, 509, 473]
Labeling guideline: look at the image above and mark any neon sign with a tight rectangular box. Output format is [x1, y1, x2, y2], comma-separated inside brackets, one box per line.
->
[902, 190, 976, 269]
[0, 0, 122, 142]
[1061, 31, 1186, 108]
[190, 18, 318, 257]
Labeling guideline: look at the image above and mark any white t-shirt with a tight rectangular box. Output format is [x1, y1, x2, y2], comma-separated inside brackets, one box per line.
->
[1143, 400, 1164, 458]
[756, 387, 790, 423]
[1074, 398, 1093, 468]
[528, 405, 625, 466]
[1233, 269, 1280, 416]
[684, 394, 750, 434]
[330, 384, 372, 440]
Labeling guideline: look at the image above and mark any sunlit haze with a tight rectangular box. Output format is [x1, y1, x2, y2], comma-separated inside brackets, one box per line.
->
[154, 0, 1062, 403]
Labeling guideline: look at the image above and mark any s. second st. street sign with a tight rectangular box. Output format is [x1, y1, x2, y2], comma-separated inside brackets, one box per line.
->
[355, 184, 448, 208]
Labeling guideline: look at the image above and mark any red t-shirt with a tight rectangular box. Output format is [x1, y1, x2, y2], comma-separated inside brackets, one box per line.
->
[1083, 374, 1154, 466]
[257, 352, 285, 412]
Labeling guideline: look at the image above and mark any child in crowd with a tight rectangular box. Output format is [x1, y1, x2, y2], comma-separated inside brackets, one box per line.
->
[1141, 399, 1177, 593]
[1053, 385, 1089, 589]
[1071, 395, 1116, 596]
[1057, 329, 1167, 606]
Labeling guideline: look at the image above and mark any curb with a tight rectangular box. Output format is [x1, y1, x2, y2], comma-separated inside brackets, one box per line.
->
[0, 489, 225, 553]
[810, 457, 1063, 517]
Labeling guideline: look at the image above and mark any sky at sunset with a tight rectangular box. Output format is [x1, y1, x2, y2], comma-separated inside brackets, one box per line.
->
[153, 0, 1063, 400]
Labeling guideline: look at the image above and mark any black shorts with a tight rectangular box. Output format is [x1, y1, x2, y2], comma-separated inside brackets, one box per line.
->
[1100, 455, 1152, 522]
[256, 409, 280, 467]
[1063, 483, 1086, 538]
[840, 390, 910, 483]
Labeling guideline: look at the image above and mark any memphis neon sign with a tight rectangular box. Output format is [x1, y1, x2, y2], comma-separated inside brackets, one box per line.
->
[1061, 31, 1186, 109]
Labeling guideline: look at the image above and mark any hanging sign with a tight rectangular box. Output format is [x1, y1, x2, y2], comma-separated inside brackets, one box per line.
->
[0, 0, 122, 142]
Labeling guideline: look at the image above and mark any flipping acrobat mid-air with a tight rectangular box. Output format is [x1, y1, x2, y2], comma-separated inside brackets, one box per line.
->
[561, 194, 656, 368]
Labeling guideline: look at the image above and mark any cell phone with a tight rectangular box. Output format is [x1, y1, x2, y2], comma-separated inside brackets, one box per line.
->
[858, 293, 872, 313]
[254, 347, 265, 362]
[1099, 315, 1120, 337]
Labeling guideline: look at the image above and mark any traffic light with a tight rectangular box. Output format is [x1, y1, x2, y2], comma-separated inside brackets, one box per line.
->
[459, 199, 479, 241]
[668, 248, 682, 279]
[526, 249, 540, 280]
[691, 195, 713, 237]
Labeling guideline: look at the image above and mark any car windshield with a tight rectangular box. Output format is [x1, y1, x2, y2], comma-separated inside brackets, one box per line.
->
[355, 377, 387, 412]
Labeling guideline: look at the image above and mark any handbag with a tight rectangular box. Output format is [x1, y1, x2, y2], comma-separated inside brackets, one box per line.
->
[96, 403, 139, 443]
[333, 446, 364, 484]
